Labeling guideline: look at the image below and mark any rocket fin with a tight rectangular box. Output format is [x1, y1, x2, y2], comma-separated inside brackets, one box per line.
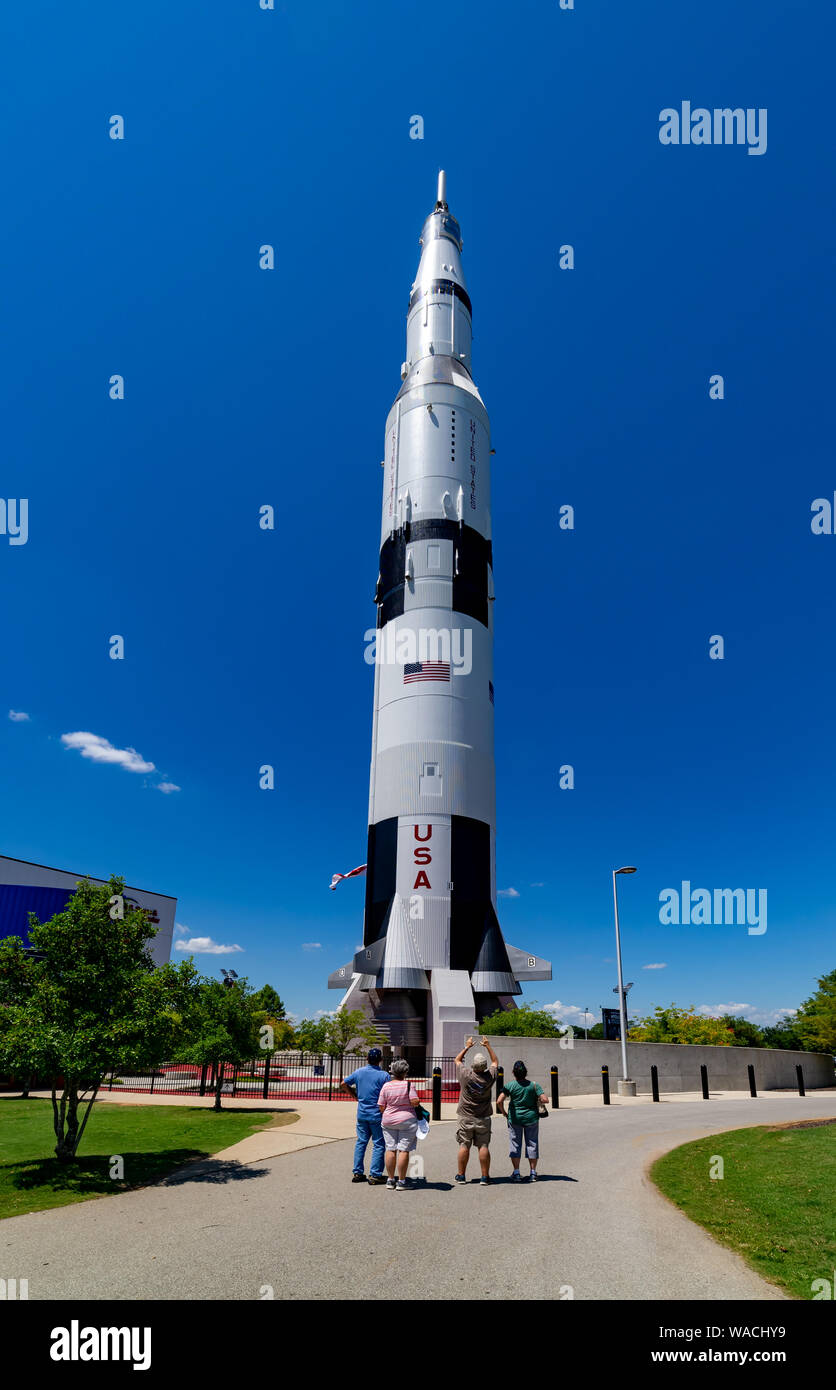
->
[470, 904, 521, 994]
[353, 935, 387, 977]
[378, 894, 429, 989]
[505, 943, 552, 981]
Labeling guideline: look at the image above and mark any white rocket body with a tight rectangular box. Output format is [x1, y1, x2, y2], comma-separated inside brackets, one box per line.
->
[329, 176, 550, 1052]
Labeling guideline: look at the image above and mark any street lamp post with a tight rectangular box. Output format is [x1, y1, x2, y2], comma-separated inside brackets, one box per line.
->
[612, 866, 637, 1096]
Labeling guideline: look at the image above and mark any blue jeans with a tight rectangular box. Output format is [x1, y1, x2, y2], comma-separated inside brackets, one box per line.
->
[353, 1115, 386, 1177]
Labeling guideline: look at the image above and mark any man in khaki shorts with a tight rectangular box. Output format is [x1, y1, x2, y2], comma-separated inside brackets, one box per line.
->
[454, 1035, 499, 1185]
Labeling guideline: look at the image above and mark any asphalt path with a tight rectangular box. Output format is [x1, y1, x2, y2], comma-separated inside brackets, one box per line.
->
[4, 1093, 834, 1300]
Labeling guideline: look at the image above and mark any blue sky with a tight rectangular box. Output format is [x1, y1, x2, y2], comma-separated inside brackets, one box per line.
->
[2, 0, 834, 1027]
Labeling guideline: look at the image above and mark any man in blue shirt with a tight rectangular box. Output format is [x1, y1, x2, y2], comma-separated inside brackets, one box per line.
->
[343, 1048, 388, 1184]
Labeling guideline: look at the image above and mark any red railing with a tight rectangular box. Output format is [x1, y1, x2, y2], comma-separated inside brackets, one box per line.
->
[104, 1053, 461, 1102]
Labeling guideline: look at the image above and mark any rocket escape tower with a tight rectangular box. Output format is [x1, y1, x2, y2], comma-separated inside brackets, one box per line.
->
[328, 174, 551, 1056]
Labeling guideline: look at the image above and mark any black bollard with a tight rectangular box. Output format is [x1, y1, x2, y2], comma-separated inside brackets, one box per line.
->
[747, 1063, 757, 1098]
[796, 1064, 805, 1097]
[551, 1065, 559, 1109]
[602, 1065, 610, 1105]
[650, 1064, 659, 1102]
[700, 1064, 709, 1100]
[262, 1055, 271, 1100]
[432, 1067, 442, 1122]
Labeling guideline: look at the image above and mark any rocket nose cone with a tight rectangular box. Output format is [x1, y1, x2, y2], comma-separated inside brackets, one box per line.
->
[415, 202, 467, 295]
[418, 176, 464, 283]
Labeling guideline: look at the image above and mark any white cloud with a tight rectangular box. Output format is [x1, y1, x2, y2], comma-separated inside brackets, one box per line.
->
[698, 1002, 798, 1027]
[61, 731, 155, 775]
[544, 1000, 596, 1025]
[697, 1002, 752, 1017]
[174, 936, 244, 956]
[302, 942, 322, 951]
[497, 887, 520, 898]
[156, 781, 181, 794]
[8, 710, 30, 722]
[642, 962, 667, 970]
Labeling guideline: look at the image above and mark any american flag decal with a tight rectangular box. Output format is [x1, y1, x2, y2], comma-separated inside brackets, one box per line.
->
[489, 681, 494, 705]
[403, 661, 450, 683]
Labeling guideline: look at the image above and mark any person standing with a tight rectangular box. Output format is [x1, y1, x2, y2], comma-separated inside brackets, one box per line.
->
[377, 1058, 421, 1190]
[453, 1035, 499, 1185]
[342, 1047, 388, 1184]
[496, 1059, 546, 1181]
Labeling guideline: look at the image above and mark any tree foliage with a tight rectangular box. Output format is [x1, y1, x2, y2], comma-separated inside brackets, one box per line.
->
[760, 1018, 806, 1051]
[174, 975, 262, 1109]
[0, 877, 197, 1160]
[717, 1015, 765, 1047]
[249, 984, 286, 1018]
[291, 1008, 386, 1056]
[792, 969, 836, 1054]
[480, 1004, 562, 1038]
[628, 1004, 734, 1046]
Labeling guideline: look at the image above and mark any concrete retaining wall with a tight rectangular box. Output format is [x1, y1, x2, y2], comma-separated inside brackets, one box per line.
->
[480, 1037, 835, 1096]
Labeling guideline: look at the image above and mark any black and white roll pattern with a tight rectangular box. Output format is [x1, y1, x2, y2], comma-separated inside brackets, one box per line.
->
[361, 186, 517, 996]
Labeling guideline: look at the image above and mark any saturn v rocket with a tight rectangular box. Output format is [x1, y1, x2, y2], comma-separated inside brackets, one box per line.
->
[329, 174, 551, 1055]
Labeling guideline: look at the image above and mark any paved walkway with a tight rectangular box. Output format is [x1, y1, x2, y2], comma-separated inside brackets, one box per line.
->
[3, 1090, 834, 1300]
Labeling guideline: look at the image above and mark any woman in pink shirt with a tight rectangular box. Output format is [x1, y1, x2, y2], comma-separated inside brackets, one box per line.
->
[377, 1059, 421, 1190]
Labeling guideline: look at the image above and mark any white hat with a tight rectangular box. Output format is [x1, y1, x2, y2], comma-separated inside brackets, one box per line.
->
[472, 1052, 488, 1071]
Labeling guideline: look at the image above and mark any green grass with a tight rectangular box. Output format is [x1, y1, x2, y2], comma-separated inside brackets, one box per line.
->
[0, 1098, 298, 1221]
[650, 1119, 836, 1300]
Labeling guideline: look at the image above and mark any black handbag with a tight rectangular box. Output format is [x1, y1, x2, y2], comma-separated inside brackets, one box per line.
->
[405, 1078, 429, 1124]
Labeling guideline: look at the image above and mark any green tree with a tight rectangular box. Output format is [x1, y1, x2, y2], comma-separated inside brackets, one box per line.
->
[761, 1017, 806, 1051]
[0, 878, 197, 1161]
[0, 935, 37, 1095]
[325, 1008, 386, 1055]
[175, 975, 262, 1110]
[253, 1015, 295, 1051]
[480, 1004, 562, 1038]
[250, 984, 286, 1018]
[292, 1016, 329, 1053]
[628, 1004, 734, 1046]
[249, 985, 292, 1053]
[292, 1008, 386, 1056]
[793, 969, 836, 1054]
[718, 1015, 765, 1047]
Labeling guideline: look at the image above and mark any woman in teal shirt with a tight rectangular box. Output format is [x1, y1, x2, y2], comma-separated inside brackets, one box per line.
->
[496, 1060, 547, 1181]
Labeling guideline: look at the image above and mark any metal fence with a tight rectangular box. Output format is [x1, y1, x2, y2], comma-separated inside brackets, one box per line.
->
[104, 1052, 461, 1102]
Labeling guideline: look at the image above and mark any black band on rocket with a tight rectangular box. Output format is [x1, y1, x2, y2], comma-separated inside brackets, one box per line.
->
[408, 278, 472, 317]
[363, 813, 514, 981]
[376, 521, 492, 629]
